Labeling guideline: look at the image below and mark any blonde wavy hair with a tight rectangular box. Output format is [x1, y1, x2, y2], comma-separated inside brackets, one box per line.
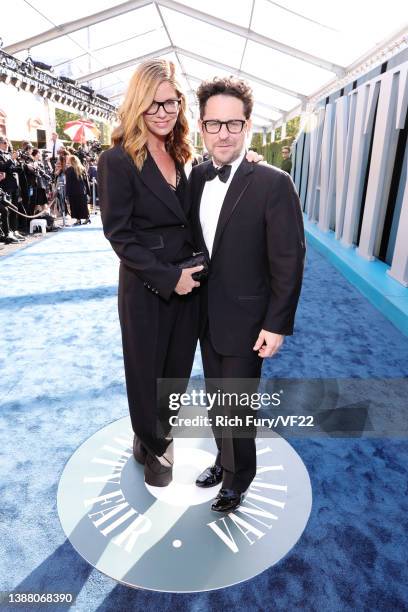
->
[112, 59, 193, 170]
[68, 155, 86, 178]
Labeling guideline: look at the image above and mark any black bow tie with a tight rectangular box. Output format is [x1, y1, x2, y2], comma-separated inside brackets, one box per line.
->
[205, 164, 232, 183]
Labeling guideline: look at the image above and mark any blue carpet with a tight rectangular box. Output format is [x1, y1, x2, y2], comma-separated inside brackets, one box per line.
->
[1, 218, 407, 611]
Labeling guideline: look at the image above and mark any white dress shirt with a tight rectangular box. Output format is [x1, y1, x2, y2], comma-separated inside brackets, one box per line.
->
[48, 138, 65, 158]
[200, 150, 245, 257]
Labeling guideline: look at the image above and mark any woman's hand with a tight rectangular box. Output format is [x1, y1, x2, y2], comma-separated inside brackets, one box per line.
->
[174, 266, 203, 295]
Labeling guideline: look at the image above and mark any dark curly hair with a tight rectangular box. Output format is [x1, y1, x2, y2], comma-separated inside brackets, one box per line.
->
[196, 76, 254, 119]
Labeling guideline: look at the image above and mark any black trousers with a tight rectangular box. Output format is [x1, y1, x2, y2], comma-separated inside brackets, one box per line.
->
[5, 190, 19, 232]
[0, 202, 10, 235]
[200, 324, 263, 492]
[118, 264, 199, 457]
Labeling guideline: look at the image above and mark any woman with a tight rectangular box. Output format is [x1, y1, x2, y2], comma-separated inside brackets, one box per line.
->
[65, 155, 90, 225]
[98, 59, 205, 487]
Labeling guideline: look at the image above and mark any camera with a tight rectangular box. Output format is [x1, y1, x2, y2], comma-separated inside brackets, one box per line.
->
[16, 149, 32, 163]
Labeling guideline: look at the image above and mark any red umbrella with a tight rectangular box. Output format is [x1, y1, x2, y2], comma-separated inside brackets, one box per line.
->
[63, 119, 100, 143]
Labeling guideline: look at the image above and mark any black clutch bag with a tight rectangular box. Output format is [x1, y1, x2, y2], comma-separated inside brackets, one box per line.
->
[174, 251, 209, 281]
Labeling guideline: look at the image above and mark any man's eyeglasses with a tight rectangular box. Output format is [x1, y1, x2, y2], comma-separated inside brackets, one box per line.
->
[145, 99, 181, 115]
[202, 120, 246, 134]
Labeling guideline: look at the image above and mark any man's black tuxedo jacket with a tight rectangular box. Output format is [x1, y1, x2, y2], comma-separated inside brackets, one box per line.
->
[0, 151, 19, 192]
[190, 157, 306, 357]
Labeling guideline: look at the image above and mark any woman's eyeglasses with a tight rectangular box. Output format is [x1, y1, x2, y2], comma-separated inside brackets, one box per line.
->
[145, 99, 181, 115]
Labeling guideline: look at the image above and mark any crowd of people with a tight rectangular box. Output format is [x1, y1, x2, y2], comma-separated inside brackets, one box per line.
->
[0, 131, 100, 246]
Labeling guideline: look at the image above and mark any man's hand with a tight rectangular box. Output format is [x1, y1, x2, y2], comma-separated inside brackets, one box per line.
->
[174, 266, 203, 295]
[253, 329, 284, 358]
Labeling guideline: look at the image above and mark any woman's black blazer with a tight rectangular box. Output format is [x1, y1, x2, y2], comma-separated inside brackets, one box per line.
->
[98, 145, 195, 300]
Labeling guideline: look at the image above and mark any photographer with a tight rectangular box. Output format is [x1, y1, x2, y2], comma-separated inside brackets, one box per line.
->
[78, 140, 102, 165]
[21, 146, 37, 216]
[28, 149, 52, 215]
[0, 136, 25, 241]
[76, 143, 88, 164]
[18, 142, 34, 221]
[88, 140, 102, 158]
[42, 150, 53, 179]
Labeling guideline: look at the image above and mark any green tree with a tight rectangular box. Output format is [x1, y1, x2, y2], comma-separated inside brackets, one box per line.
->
[249, 132, 263, 151]
[286, 116, 300, 139]
[95, 120, 111, 145]
[255, 115, 302, 170]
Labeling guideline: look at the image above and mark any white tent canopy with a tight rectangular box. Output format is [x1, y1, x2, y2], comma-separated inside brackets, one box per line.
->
[2, 0, 407, 127]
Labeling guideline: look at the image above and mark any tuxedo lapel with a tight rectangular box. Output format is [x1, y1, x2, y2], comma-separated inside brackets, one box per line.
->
[211, 158, 254, 258]
[139, 151, 187, 223]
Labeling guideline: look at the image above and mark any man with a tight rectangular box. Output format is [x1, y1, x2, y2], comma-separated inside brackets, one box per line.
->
[17, 143, 34, 230]
[189, 77, 305, 512]
[48, 132, 65, 170]
[281, 145, 292, 174]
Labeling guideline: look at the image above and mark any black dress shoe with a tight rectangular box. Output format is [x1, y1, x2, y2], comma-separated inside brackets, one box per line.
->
[144, 441, 174, 487]
[196, 464, 223, 488]
[133, 434, 147, 465]
[211, 488, 246, 513]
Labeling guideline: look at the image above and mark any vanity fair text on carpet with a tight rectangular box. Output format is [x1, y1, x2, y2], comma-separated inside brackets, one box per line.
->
[83, 433, 287, 555]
